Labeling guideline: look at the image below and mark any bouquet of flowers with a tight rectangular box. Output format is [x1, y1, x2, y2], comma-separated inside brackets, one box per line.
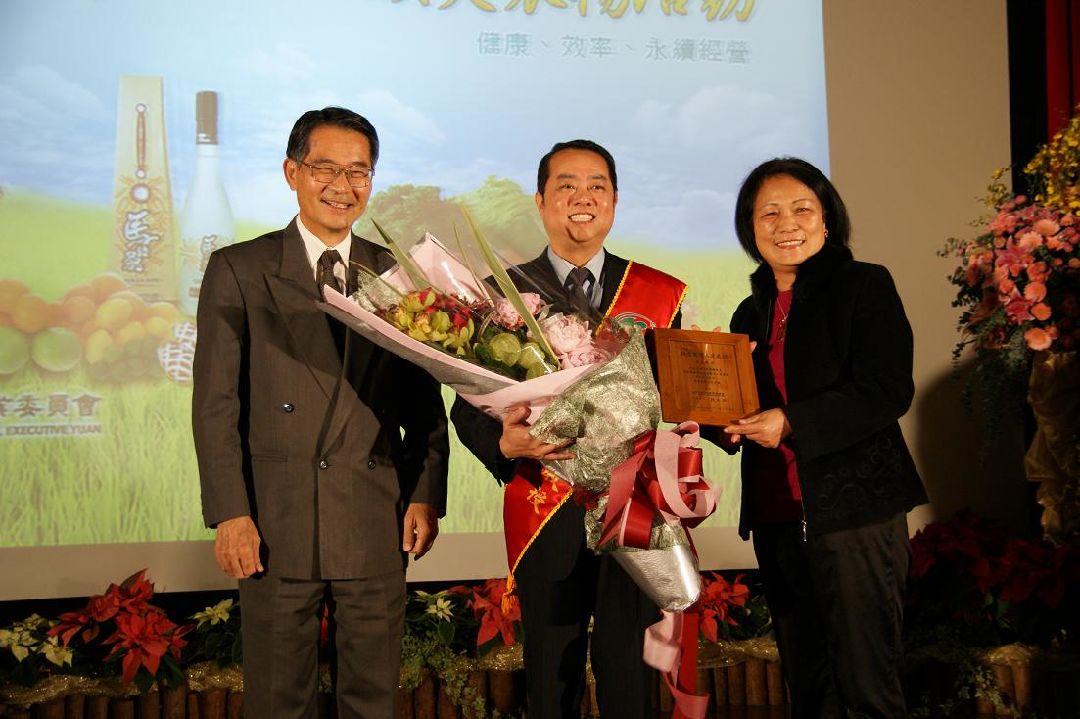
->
[322, 214, 715, 599]
[323, 227, 600, 404]
[942, 109, 1080, 428]
[321, 213, 717, 717]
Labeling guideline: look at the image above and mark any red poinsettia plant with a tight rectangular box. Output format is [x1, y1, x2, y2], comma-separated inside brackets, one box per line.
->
[450, 578, 522, 655]
[697, 572, 770, 643]
[907, 510, 1079, 649]
[48, 570, 191, 691]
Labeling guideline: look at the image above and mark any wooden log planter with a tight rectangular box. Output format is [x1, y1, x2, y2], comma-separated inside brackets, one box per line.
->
[1, 642, 788, 719]
[650, 638, 788, 715]
[969, 644, 1080, 717]
[8, 641, 1080, 717]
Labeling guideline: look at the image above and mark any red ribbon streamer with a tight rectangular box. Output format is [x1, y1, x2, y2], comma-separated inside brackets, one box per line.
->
[600, 422, 715, 550]
[601, 422, 718, 719]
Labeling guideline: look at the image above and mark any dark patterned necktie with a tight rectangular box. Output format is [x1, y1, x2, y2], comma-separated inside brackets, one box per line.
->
[317, 249, 344, 295]
[564, 266, 594, 315]
[317, 249, 346, 358]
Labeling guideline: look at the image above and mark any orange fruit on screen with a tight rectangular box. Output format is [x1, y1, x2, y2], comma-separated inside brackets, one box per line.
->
[89, 272, 127, 302]
[77, 319, 98, 339]
[147, 301, 180, 324]
[108, 290, 149, 321]
[0, 279, 30, 313]
[84, 328, 114, 364]
[60, 295, 97, 326]
[144, 315, 173, 341]
[12, 294, 50, 334]
[115, 320, 147, 345]
[46, 302, 62, 327]
[63, 283, 97, 304]
[94, 296, 134, 331]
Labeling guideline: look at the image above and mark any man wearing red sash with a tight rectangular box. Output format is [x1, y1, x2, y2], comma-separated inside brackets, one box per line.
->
[451, 140, 686, 719]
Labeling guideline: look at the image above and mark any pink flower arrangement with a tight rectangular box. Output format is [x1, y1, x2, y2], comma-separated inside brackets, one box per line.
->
[537, 312, 609, 368]
[942, 167, 1080, 434]
[946, 196, 1080, 356]
[491, 292, 544, 330]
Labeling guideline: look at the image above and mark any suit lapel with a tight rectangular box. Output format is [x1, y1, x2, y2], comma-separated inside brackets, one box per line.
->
[341, 235, 380, 381]
[523, 249, 626, 318]
[510, 252, 562, 302]
[598, 252, 628, 314]
[321, 235, 386, 452]
[264, 220, 342, 401]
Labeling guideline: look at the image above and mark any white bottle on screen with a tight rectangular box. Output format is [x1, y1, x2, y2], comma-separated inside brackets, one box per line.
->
[178, 90, 234, 317]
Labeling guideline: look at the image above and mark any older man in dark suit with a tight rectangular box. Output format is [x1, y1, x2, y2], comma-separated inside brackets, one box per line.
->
[451, 140, 686, 719]
[193, 107, 449, 718]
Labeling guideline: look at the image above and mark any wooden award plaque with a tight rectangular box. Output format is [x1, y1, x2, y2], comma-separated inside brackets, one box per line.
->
[648, 328, 760, 426]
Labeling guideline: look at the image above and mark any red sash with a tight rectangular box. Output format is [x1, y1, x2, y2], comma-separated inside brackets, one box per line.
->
[502, 261, 687, 599]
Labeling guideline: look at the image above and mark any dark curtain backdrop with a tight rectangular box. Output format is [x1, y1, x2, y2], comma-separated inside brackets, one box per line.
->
[1009, 0, 1080, 192]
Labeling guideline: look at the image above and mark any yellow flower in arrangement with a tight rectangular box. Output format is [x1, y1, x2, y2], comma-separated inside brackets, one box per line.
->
[382, 288, 475, 357]
[191, 598, 235, 628]
[1025, 106, 1080, 211]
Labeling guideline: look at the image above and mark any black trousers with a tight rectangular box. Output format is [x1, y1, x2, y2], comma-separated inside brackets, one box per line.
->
[752, 513, 910, 719]
[238, 571, 406, 719]
[516, 529, 659, 719]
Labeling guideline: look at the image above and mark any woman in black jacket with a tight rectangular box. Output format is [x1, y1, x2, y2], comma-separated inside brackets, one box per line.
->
[718, 158, 927, 718]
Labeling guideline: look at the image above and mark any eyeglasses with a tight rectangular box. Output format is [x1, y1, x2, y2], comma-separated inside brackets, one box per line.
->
[297, 161, 374, 188]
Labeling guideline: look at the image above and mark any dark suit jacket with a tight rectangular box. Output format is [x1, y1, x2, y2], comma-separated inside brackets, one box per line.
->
[450, 249, 679, 580]
[729, 243, 926, 538]
[193, 219, 449, 580]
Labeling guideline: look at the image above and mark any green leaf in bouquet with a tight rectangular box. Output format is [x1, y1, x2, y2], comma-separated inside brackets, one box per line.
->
[452, 224, 496, 302]
[371, 218, 434, 291]
[461, 206, 558, 365]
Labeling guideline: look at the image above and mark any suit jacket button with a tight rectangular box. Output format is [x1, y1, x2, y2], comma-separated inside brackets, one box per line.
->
[367, 458, 377, 470]
[282, 403, 294, 413]
[318, 459, 328, 470]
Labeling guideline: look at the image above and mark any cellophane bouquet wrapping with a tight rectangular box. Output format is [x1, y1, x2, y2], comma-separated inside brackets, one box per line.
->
[318, 227, 717, 612]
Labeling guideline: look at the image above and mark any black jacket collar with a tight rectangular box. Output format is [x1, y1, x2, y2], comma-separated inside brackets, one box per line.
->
[749, 243, 854, 299]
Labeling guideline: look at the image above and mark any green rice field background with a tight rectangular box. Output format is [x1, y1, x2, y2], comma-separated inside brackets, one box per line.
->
[0, 189, 751, 547]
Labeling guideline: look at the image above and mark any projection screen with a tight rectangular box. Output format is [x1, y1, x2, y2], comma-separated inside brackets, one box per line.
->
[0, 0, 827, 598]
